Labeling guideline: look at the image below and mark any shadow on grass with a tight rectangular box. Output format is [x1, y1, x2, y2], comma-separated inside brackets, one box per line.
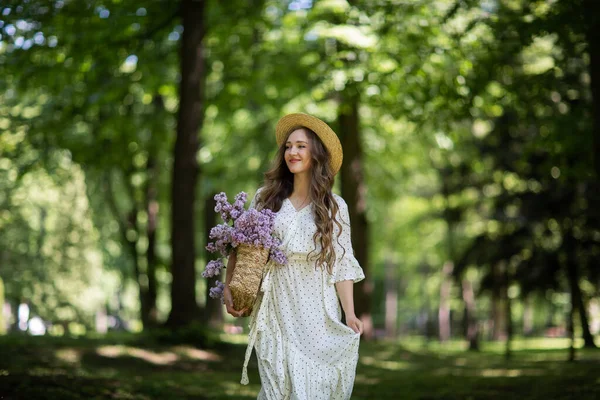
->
[0, 333, 258, 400]
[1, 334, 599, 399]
[352, 338, 600, 400]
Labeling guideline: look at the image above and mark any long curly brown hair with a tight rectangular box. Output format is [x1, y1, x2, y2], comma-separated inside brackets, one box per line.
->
[255, 127, 345, 273]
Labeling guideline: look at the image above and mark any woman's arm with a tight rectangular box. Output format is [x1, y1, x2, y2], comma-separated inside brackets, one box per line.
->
[223, 250, 248, 317]
[224, 250, 237, 285]
[335, 280, 363, 334]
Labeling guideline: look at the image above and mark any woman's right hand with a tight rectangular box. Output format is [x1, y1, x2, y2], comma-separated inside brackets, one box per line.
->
[224, 284, 248, 317]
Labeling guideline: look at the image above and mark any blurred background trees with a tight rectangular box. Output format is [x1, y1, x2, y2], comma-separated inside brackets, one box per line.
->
[0, 0, 598, 353]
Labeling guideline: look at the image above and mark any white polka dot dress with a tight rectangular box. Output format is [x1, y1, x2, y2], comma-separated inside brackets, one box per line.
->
[241, 190, 365, 400]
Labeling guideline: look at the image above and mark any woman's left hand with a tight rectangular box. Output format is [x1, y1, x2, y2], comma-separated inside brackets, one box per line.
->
[346, 313, 363, 335]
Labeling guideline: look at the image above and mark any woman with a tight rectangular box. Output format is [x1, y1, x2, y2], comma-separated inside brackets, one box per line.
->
[223, 113, 365, 400]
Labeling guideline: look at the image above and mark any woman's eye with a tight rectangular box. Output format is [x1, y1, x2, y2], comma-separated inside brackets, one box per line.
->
[299, 145, 305, 148]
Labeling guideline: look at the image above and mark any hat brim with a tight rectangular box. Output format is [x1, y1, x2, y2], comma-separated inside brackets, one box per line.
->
[275, 113, 343, 176]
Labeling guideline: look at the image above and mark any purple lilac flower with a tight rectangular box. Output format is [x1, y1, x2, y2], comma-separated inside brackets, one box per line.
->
[206, 224, 234, 257]
[230, 209, 242, 220]
[233, 192, 248, 213]
[270, 248, 287, 266]
[206, 243, 218, 253]
[233, 208, 278, 249]
[214, 192, 233, 223]
[214, 193, 228, 216]
[214, 191, 248, 223]
[209, 280, 225, 302]
[207, 191, 287, 277]
[202, 259, 225, 278]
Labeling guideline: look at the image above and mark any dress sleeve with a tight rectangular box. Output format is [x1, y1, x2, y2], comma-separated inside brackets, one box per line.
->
[328, 196, 365, 285]
[249, 187, 263, 210]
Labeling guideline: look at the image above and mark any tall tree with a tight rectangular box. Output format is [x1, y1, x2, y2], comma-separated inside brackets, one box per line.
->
[338, 96, 373, 338]
[167, 0, 206, 328]
[144, 129, 160, 327]
[564, 228, 596, 349]
[582, 0, 600, 178]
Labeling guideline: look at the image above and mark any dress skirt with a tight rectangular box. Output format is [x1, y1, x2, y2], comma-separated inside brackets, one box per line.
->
[241, 193, 365, 400]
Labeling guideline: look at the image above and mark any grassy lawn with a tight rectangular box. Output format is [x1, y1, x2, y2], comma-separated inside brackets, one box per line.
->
[1, 333, 599, 399]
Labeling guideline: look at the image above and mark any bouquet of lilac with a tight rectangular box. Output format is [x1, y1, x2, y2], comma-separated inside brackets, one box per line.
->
[203, 191, 287, 305]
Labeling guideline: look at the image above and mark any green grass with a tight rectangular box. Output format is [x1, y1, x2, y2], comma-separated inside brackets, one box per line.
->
[1, 334, 599, 399]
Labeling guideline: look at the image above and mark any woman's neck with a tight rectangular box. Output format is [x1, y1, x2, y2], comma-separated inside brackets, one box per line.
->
[291, 172, 311, 199]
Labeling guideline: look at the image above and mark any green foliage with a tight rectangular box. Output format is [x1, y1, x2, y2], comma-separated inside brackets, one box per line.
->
[0, 276, 5, 335]
[0, 0, 598, 338]
[0, 139, 119, 328]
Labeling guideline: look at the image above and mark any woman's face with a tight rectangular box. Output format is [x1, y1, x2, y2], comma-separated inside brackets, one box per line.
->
[285, 128, 312, 175]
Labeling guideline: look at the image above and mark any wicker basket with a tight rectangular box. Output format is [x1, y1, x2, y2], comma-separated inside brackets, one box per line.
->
[229, 243, 270, 316]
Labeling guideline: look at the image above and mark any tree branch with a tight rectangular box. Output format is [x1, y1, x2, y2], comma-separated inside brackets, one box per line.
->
[111, 6, 181, 48]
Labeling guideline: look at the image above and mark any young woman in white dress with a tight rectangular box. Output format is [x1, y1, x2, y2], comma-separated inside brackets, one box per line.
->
[223, 113, 365, 400]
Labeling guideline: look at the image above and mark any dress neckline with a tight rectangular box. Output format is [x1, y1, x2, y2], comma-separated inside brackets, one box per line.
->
[285, 197, 312, 213]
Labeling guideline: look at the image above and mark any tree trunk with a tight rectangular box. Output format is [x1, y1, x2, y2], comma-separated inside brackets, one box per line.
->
[126, 209, 152, 329]
[338, 95, 373, 339]
[145, 152, 159, 327]
[565, 232, 597, 348]
[439, 172, 458, 342]
[438, 261, 453, 342]
[583, 1, 600, 346]
[204, 192, 223, 327]
[584, 0, 600, 178]
[504, 264, 513, 360]
[104, 174, 152, 329]
[567, 299, 576, 362]
[384, 258, 398, 338]
[461, 276, 479, 351]
[523, 295, 534, 336]
[167, 0, 206, 328]
[491, 262, 506, 340]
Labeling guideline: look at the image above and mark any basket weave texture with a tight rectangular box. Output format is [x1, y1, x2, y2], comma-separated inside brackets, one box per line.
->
[229, 243, 270, 316]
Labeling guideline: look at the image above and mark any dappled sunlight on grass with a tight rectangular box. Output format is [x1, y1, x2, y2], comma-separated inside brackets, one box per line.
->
[479, 368, 525, 378]
[430, 365, 547, 378]
[398, 336, 473, 354]
[453, 357, 467, 366]
[97, 345, 179, 365]
[3, 335, 600, 399]
[355, 373, 381, 385]
[172, 345, 222, 361]
[508, 337, 574, 350]
[218, 332, 249, 345]
[360, 355, 413, 371]
[366, 346, 403, 361]
[388, 335, 600, 360]
[55, 348, 82, 364]
[480, 337, 581, 353]
[220, 380, 259, 398]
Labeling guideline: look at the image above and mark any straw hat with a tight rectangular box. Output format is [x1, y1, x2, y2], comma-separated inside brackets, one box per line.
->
[275, 113, 343, 175]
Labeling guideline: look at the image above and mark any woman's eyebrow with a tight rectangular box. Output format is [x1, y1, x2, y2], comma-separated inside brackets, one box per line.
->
[285, 140, 308, 144]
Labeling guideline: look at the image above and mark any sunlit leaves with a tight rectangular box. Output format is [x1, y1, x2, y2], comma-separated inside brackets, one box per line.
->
[0, 146, 117, 326]
[521, 35, 558, 75]
[309, 22, 377, 49]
